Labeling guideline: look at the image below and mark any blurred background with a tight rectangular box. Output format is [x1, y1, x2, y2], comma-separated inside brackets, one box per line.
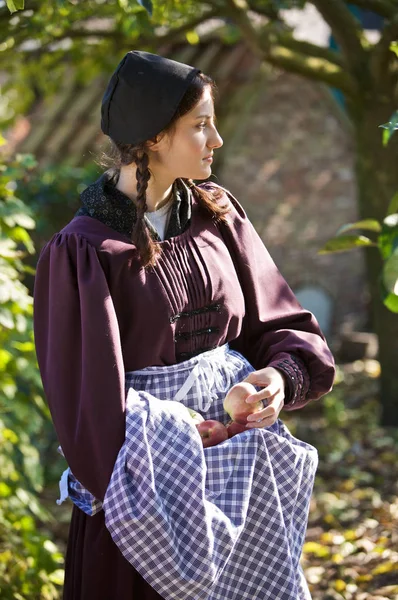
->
[0, 1, 397, 598]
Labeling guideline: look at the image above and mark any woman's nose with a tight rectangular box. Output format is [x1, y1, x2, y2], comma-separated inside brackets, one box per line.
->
[210, 127, 223, 149]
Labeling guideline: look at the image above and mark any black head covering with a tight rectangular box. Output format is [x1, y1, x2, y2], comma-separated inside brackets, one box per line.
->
[101, 50, 201, 145]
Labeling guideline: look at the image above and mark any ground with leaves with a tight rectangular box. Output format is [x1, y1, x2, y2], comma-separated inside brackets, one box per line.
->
[283, 360, 398, 600]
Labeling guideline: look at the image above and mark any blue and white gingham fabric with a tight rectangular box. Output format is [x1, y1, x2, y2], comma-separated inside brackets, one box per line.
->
[57, 344, 318, 599]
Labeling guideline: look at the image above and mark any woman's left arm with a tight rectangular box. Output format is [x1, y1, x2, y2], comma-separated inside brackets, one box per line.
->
[214, 184, 336, 424]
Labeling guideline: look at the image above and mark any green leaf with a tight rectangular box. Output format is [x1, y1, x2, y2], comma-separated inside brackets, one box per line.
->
[0, 308, 14, 329]
[379, 276, 398, 313]
[0, 482, 12, 497]
[2, 428, 19, 444]
[186, 30, 200, 45]
[318, 235, 376, 254]
[387, 192, 398, 216]
[336, 219, 381, 235]
[384, 213, 398, 228]
[382, 127, 390, 147]
[15, 488, 52, 521]
[383, 247, 398, 295]
[379, 110, 398, 145]
[390, 42, 398, 58]
[0, 348, 12, 369]
[4, 214, 35, 230]
[137, 0, 153, 16]
[383, 291, 398, 313]
[48, 569, 64, 585]
[9, 227, 35, 254]
[43, 540, 59, 554]
[6, 0, 24, 14]
[378, 213, 398, 259]
[12, 341, 35, 352]
[14, 154, 38, 170]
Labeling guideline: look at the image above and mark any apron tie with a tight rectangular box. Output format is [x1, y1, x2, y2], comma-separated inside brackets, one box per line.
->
[56, 467, 70, 505]
[172, 353, 225, 411]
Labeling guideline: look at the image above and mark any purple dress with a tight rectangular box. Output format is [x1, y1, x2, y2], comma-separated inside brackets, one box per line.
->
[33, 180, 335, 599]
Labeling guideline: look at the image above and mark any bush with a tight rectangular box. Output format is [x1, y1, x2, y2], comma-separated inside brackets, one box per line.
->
[0, 148, 64, 599]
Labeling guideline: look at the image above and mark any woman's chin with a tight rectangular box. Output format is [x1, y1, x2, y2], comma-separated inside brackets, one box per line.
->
[178, 165, 212, 181]
[194, 165, 213, 180]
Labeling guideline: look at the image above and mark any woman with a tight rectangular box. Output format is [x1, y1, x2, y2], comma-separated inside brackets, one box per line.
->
[33, 50, 335, 600]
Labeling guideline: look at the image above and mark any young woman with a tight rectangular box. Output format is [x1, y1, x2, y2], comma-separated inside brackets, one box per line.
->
[33, 50, 335, 600]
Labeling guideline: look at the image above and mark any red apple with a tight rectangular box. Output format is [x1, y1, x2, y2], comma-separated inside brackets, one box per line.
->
[196, 420, 228, 448]
[226, 420, 247, 438]
[223, 382, 263, 425]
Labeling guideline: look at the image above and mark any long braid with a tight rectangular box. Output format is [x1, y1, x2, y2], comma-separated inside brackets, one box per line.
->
[132, 150, 161, 267]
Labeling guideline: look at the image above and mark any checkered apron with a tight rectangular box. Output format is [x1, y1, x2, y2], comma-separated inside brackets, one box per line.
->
[57, 344, 317, 599]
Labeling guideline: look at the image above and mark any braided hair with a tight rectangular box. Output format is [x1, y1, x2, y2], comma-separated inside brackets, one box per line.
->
[131, 149, 158, 265]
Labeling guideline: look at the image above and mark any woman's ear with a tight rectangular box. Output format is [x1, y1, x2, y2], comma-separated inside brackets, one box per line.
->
[146, 131, 169, 154]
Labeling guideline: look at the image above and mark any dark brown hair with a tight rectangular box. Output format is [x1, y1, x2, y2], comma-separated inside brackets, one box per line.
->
[98, 72, 230, 267]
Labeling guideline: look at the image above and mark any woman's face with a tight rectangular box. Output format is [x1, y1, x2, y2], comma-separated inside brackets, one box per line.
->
[150, 86, 224, 181]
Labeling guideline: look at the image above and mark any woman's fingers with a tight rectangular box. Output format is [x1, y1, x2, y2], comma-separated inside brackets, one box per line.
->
[245, 393, 284, 427]
[242, 367, 285, 428]
[244, 368, 285, 402]
[246, 417, 274, 429]
[243, 371, 271, 388]
[246, 384, 278, 403]
[246, 400, 277, 423]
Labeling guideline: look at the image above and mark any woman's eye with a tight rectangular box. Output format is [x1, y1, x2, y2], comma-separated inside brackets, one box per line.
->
[197, 122, 206, 129]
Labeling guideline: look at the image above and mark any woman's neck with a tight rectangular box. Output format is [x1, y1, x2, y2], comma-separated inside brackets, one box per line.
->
[116, 165, 174, 212]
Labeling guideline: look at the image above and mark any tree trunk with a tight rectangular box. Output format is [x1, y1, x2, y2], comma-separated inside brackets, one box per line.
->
[350, 96, 398, 427]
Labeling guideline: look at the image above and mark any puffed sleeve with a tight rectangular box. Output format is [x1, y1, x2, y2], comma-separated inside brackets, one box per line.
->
[33, 232, 126, 501]
[214, 185, 335, 410]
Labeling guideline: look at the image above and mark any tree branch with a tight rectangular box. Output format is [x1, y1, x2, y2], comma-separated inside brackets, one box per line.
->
[310, 0, 366, 69]
[69, 9, 220, 46]
[223, 0, 267, 59]
[378, 12, 398, 49]
[345, 0, 396, 19]
[3, 0, 360, 101]
[12, 6, 222, 57]
[246, 0, 280, 21]
[266, 45, 358, 97]
[150, 7, 223, 46]
[276, 31, 345, 68]
[371, 13, 398, 84]
[245, 1, 347, 68]
[222, 0, 357, 96]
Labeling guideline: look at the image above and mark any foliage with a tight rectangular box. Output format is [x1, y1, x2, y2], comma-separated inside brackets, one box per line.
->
[319, 106, 398, 314]
[2, 0, 396, 129]
[17, 160, 100, 242]
[319, 210, 398, 313]
[0, 147, 64, 599]
[5, 0, 24, 14]
[137, 0, 153, 17]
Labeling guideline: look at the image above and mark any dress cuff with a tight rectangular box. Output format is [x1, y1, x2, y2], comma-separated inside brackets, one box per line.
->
[267, 352, 310, 407]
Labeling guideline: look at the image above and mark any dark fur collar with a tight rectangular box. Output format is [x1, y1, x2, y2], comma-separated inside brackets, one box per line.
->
[75, 168, 192, 241]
